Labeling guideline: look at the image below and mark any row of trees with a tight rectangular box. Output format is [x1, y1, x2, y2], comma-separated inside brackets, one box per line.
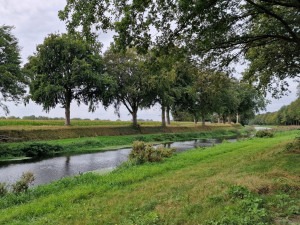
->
[250, 99, 300, 126]
[2, 0, 299, 126]
[26, 32, 267, 126]
[1, 27, 265, 126]
[251, 90, 300, 125]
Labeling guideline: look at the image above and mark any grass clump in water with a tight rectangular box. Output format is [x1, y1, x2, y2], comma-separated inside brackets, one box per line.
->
[129, 141, 175, 164]
[0, 172, 35, 197]
[255, 130, 274, 138]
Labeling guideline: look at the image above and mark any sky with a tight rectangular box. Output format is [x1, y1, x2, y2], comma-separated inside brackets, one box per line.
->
[1, 0, 298, 120]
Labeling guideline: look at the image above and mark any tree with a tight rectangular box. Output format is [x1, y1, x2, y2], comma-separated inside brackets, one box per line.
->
[103, 47, 154, 127]
[172, 62, 229, 126]
[0, 25, 26, 114]
[60, 1, 300, 95]
[170, 59, 201, 124]
[235, 82, 267, 125]
[25, 33, 105, 125]
[211, 76, 239, 124]
[147, 47, 187, 126]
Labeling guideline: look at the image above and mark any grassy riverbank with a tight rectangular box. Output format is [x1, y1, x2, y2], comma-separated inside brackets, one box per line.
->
[0, 129, 299, 224]
[0, 121, 239, 142]
[0, 127, 245, 161]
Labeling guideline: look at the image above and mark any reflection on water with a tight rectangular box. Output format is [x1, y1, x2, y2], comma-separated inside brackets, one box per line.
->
[0, 138, 236, 186]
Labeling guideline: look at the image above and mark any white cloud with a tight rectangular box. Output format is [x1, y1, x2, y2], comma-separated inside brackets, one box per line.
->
[1, 0, 67, 63]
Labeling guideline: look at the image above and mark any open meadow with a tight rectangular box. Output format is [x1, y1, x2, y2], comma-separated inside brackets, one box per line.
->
[0, 129, 299, 224]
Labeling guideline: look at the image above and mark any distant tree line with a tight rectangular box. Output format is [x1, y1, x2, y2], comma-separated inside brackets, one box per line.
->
[250, 97, 300, 126]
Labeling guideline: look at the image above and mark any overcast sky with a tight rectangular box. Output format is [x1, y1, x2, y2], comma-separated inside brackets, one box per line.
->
[1, 0, 298, 120]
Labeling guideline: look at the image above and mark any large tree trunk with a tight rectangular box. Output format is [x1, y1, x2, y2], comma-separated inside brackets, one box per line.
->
[236, 113, 239, 124]
[132, 109, 138, 127]
[194, 115, 198, 125]
[166, 105, 171, 125]
[201, 114, 205, 126]
[161, 105, 166, 127]
[228, 116, 232, 124]
[65, 101, 71, 126]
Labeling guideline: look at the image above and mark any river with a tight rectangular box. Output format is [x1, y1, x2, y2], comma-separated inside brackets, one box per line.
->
[0, 138, 237, 186]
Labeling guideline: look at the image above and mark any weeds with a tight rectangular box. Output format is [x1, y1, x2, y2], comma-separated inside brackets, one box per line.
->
[0, 172, 35, 197]
[129, 141, 175, 164]
[19, 143, 63, 158]
[285, 136, 300, 153]
[0, 183, 8, 196]
[255, 130, 274, 138]
[12, 172, 35, 194]
[207, 186, 270, 225]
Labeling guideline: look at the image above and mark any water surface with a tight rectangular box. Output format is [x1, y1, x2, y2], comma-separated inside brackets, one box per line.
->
[0, 138, 236, 186]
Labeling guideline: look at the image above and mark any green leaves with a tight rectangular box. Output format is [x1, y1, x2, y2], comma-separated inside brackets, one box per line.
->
[25, 33, 106, 125]
[103, 47, 155, 126]
[60, 0, 300, 96]
[0, 25, 26, 114]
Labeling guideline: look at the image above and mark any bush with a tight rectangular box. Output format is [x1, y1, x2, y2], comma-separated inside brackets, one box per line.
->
[0, 145, 23, 158]
[255, 130, 274, 138]
[129, 141, 175, 164]
[0, 182, 8, 197]
[20, 143, 63, 158]
[12, 172, 35, 193]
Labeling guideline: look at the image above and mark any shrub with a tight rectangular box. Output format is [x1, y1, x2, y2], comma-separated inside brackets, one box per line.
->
[129, 141, 175, 164]
[0, 182, 8, 197]
[12, 172, 35, 193]
[255, 130, 274, 138]
[0, 145, 23, 158]
[20, 143, 63, 158]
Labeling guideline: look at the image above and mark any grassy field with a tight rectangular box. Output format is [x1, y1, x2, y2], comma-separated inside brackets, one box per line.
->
[0, 119, 211, 129]
[0, 119, 240, 142]
[0, 129, 299, 224]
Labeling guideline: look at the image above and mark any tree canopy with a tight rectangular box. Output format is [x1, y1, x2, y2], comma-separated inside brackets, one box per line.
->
[103, 47, 154, 127]
[60, 0, 300, 95]
[0, 25, 26, 114]
[25, 33, 106, 125]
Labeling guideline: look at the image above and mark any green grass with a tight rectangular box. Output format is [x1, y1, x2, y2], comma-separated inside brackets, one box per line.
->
[0, 130, 299, 224]
[0, 128, 241, 161]
[0, 120, 238, 142]
[0, 119, 208, 128]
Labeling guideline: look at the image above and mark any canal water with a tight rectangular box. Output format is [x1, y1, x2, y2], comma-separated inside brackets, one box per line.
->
[0, 138, 236, 186]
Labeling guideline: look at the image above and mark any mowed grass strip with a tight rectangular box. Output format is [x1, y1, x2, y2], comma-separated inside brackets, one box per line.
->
[0, 119, 228, 129]
[0, 120, 237, 142]
[0, 130, 299, 224]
